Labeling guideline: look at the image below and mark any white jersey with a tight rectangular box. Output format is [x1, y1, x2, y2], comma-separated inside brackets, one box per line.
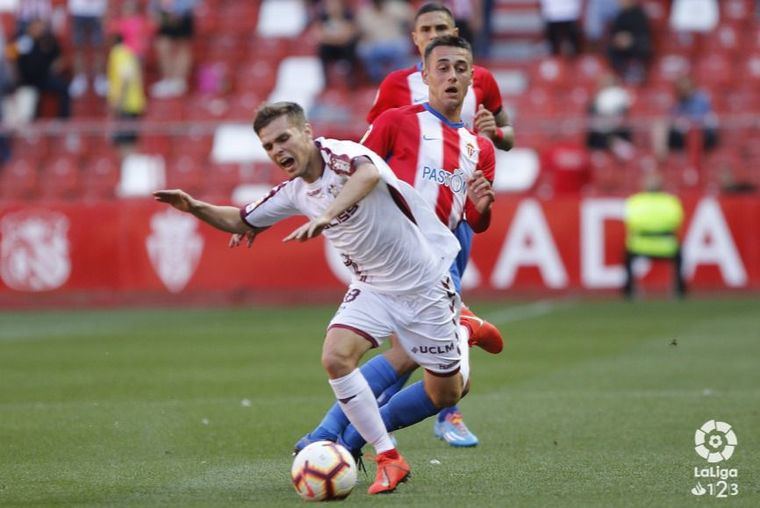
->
[240, 137, 460, 294]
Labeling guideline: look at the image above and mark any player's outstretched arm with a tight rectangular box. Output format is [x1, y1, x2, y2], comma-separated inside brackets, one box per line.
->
[153, 189, 250, 234]
[283, 159, 381, 242]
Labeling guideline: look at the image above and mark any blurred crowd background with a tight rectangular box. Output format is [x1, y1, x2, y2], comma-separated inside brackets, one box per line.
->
[0, 0, 758, 203]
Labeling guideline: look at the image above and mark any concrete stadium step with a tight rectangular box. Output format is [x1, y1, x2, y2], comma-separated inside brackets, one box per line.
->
[492, 0, 546, 61]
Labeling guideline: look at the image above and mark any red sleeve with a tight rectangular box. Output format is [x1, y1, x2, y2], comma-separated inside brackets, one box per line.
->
[360, 109, 398, 159]
[464, 139, 496, 233]
[478, 67, 503, 115]
[366, 71, 410, 124]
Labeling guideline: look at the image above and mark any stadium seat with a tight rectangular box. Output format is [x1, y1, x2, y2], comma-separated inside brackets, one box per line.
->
[0, 158, 39, 200]
[649, 54, 691, 86]
[740, 53, 760, 86]
[13, 133, 50, 162]
[528, 57, 570, 90]
[82, 156, 120, 200]
[572, 54, 609, 89]
[694, 54, 735, 90]
[166, 155, 206, 195]
[39, 156, 82, 200]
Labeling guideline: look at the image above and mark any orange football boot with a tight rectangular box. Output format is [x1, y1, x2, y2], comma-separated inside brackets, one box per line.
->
[367, 449, 411, 495]
[460, 306, 504, 354]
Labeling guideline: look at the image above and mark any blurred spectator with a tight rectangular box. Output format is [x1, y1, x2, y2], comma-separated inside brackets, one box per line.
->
[150, 0, 198, 98]
[586, 73, 634, 159]
[110, 0, 154, 62]
[623, 172, 686, 299]
[445, 0, 482, 47]
[67, 0, 108, 98]
[0, 25, 13, 162]
[474, 0, 494, 58]
[653, 75, 718, 159]
[539, 0, 582, 57]
[584, 0, 619, 51]
[608, 0, 652, 84]
[15, 0, 53, 36]
[541, 138, 591, 194]
[107, 33, 145, 159]
[313, 0, 359, 88]
[356, 0, 413, 83]
[9, 18, 70, 119]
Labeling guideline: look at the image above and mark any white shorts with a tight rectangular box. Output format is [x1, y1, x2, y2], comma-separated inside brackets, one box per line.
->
[328, 275, 466, 377]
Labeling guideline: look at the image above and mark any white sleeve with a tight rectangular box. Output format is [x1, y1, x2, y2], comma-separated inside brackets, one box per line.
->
[239, 181, 299, 228]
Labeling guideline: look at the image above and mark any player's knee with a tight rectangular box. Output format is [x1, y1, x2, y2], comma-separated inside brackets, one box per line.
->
[383, 347, 417, 375]
[427, 385, 463, 408]
[321, 349, 354, 378]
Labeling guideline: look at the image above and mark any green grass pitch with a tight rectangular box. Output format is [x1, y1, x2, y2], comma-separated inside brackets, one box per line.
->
[1, 298, 758, 506]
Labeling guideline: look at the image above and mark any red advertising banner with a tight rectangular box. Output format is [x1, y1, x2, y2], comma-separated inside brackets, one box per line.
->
[0, 195, 758, 307]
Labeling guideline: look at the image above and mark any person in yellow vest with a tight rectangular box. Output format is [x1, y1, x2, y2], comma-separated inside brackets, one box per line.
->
[107, 32, 146, 159]
[623, 172, 686, 298]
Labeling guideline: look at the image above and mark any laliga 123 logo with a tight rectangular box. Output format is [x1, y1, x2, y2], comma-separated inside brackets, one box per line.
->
[691, 420, 739, 498]
[695, 420, 737, 463]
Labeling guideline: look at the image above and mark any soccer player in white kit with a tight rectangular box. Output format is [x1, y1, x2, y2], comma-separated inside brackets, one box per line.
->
[153, 102, 492, 494]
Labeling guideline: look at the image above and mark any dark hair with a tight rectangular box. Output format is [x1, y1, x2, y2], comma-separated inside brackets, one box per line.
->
[423, 35, 472, 62]
[415, 2, 454, 23]
[253, 102, 306, 135]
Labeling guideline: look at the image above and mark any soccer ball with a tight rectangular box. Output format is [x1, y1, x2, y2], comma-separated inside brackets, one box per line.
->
[291, 441, 357, 501]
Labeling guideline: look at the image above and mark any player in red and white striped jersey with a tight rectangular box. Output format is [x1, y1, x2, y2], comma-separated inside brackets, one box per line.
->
[366, 2, 514, 152]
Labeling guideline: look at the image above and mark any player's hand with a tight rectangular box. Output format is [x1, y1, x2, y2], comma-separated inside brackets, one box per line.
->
[467, 170, 495, 213]
[229, 230, 258, 248]
[283, 216, 331, 242]
[474, 104, 498, 139]
[153, 189, 194, 212]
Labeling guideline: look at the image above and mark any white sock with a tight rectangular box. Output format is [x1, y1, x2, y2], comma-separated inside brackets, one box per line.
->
[458, 324, 471, 386]
[329, 369, 395, 454]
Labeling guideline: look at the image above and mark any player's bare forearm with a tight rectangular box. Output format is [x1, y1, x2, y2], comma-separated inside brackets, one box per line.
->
[153, 190, 249, 234]
[320, 160, 380, 223]
[283, 161, 380, 243]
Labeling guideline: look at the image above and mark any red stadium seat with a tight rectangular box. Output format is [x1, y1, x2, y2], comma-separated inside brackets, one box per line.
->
[39, 156, 82, 200]
[720, 0, 754, 26]
[0, 158, 39, 200]
[13, 132, 50, 163]
[740, 52, 760, 86]
[650, 54, 691, 86]
[694, 54, 735, 90]
[82, 156, 120, 200]
[166, 155, 206, 195]
[529, 57, 570, 90]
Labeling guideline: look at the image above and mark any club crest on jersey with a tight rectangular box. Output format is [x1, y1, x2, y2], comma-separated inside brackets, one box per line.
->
[329, 154, 353, 176]
[465, 142, 478, 160]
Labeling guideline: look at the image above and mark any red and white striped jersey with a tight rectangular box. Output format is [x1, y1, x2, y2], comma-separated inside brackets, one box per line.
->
[366, 63, 503, 128]
[362, 103, 495, 232]
[240, 137, 459, 294]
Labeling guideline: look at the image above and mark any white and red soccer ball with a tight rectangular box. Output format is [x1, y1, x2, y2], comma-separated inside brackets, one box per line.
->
[291, 441, 357, 502]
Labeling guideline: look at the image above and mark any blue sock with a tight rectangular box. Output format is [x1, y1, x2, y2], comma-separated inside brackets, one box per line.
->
[376, 370, 412, 406]
[310, 355, 400, 441]
[437, 405, 459, 422]
[341, 381, 439, 451]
